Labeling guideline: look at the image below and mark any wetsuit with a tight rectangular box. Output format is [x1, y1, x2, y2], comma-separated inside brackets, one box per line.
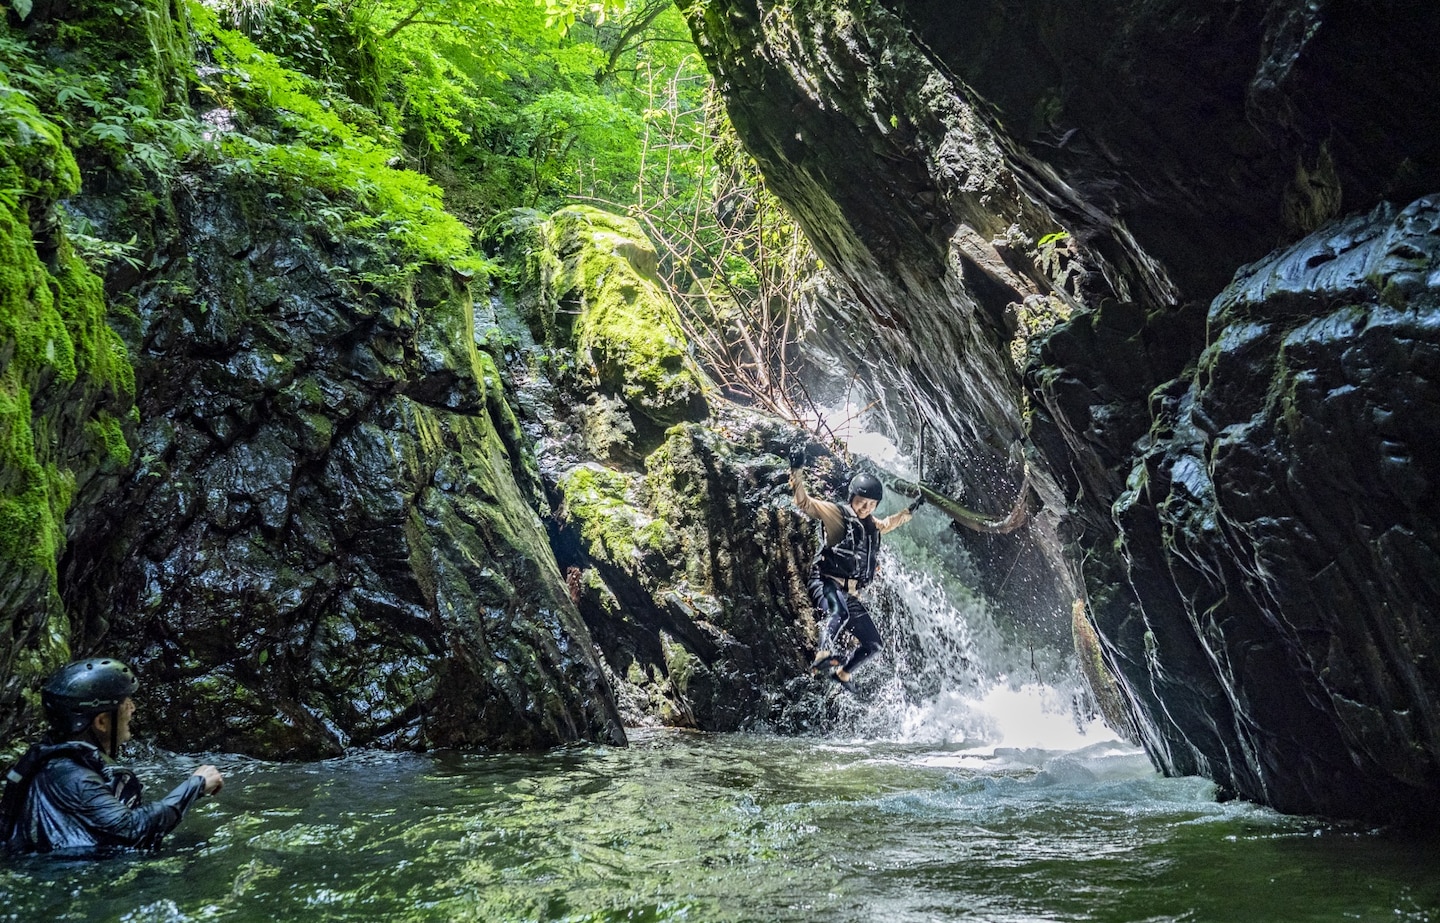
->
[790, 469, 913, 675]
[2, 740, 206, 854]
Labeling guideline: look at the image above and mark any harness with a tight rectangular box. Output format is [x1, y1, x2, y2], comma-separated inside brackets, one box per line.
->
[816, 504, 881, 589]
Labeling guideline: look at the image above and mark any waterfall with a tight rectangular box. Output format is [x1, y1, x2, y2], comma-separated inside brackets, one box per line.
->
[827, 532, 1116, 749]
[806, 440, 1112, 750]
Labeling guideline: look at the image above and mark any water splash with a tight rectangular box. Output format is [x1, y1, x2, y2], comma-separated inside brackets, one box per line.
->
[826, 544, 1115, 751]
[970, 683, 1117, 751]
[813, 420, 1113, 752]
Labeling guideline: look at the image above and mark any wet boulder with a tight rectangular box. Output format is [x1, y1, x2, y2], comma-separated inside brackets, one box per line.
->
[1102, 197, 1440, 820]
[59, 172, 624, 758]
[486, 206, 829, 731]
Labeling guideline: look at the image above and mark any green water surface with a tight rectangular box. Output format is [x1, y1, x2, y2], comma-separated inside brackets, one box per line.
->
[2, 731, 1436, 922]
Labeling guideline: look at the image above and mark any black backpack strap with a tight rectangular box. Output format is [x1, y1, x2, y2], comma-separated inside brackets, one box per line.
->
[0, 744, 49, 843]
[0, 742, 96, 844]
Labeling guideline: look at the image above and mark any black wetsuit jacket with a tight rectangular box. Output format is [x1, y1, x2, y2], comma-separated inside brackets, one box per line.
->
[2, 740, 205, 854]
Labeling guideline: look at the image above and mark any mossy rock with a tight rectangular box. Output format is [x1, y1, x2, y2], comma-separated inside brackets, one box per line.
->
[557, 462, 674, 576]
[531, 207, 709, 445]
[0, 82, 137, 742]
[551, 207, 706, 424]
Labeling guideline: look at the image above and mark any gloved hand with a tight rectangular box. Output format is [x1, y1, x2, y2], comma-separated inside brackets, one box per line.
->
[788, 443, 808, 470]
[907, 494, 926, 513]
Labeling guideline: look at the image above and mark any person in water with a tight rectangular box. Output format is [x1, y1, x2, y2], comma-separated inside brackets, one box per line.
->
[1, 658, 224, 854]
[790, 446, 923, 690]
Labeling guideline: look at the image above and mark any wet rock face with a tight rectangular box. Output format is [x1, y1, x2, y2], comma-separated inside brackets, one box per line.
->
[487, 207, 832, 732]
[59, 174, 624, 758]
[1102, 197, 1440, 819]
[685, 0, 1440, 820]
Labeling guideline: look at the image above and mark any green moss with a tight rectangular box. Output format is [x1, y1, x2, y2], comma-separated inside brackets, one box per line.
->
[639, 425, 714, 582]
[87, 412, 133, 467]
[558, 463, 674, 569]
[0, 97, 72, 577]
[14, 607, 70, 679]
[0, 464, 58, 571]
[54, 245, 135, 403]
[0, 205, 76, 388]
[0, 66, 135, 702]
[644, 429, 702, 516]
[660, 631, 695, 693]
[541, 206, 708, 427]
[635, 518, 670, 555]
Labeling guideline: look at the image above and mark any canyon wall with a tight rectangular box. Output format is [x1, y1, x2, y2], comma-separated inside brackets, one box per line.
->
[682, 0, 1440, 822]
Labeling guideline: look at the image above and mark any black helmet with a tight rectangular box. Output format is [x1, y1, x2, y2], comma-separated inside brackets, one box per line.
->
[847, 472, 884, 502]
[41, 658, 138, 736]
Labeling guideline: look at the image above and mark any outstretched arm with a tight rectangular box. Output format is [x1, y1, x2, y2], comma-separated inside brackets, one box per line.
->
[52, 768, 206, 850]
[876, 494, 924, 534]
[789, 458, 844, 543]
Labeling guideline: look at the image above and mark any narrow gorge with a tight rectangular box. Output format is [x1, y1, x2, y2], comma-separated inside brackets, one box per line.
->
[678, 0, 1440, 824]
[2, 0, 1438, 834]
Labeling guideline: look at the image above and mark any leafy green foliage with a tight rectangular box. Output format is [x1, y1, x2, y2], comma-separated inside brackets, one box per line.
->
[541, 0, 627, 31]
[191, 1, 485, 275]
[197, 0, 720, 244]
[296, 0, 701, 218]
[2, 2, 204, 278]
[516, 90, 642, 205]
